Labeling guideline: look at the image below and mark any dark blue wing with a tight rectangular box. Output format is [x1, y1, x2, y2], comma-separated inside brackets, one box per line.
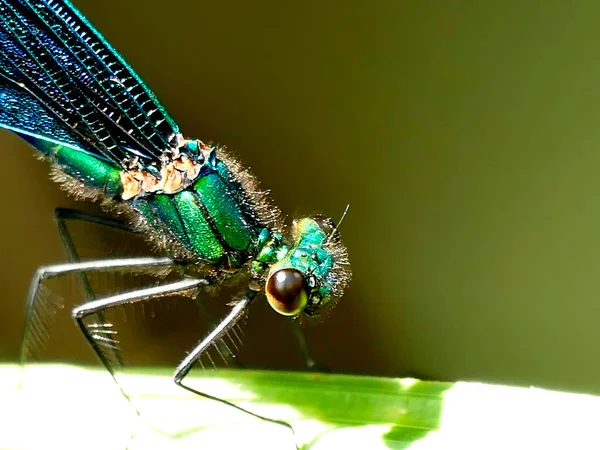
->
[0, 74, 96, 156]
[0, 0, 180, 166]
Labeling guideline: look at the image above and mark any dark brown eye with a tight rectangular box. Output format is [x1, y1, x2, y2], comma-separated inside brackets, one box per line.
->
[265, 268, 308, 316]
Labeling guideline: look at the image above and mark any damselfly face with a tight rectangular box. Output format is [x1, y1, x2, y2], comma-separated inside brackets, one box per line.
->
[265, 216, 351, 317]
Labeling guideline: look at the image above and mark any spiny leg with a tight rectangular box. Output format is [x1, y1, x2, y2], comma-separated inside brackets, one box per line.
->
[53, 208, 141, 370]
[54, 207, 141, 301]
[173, 290, 297, 444]
[72, 278, 208, 410]
[20, 257, 178, 368]
[55, 207, 133, 258]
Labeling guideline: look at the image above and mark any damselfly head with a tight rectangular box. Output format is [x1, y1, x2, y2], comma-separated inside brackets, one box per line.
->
[265, 215, 351, 317]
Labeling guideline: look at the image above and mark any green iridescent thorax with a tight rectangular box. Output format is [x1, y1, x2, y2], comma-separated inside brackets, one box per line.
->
[127, 146, 270, 268]
[44, 139, 273, 269]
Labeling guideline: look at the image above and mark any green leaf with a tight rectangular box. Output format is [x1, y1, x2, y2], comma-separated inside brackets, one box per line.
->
[1, 364, 600, 449]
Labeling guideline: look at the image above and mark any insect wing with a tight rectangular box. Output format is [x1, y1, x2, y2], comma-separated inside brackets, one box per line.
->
[0, 0, 180, 165]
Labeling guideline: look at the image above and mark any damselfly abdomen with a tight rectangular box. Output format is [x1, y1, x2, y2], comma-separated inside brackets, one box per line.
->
[0, 0, 350, 439]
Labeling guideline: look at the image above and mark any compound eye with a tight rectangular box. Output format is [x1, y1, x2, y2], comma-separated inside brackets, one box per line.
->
[265, 268, 308, 316]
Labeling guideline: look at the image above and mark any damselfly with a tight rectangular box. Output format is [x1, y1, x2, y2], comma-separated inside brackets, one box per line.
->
[0, 0, 350, 439]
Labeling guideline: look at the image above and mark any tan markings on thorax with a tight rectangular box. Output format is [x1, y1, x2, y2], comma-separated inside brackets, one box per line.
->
[120, 154, 202, 200]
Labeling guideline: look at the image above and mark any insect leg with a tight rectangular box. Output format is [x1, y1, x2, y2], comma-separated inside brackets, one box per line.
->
[55, 207, 133, 246]
[72, 278, 208, 408]
[288, 319, 323, 370]
[20, 257, 176, 368]
[172, 291, 296, 440]
[54, 207, 136, 300]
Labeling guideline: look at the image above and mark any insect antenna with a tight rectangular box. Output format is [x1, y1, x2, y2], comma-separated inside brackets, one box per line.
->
[326, 204, 350, 243]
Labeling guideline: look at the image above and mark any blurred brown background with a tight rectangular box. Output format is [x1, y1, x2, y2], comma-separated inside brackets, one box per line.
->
[3, 0, 600, 394]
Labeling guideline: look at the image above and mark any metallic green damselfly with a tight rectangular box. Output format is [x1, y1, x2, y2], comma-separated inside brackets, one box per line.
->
[0, 0, 351, 443]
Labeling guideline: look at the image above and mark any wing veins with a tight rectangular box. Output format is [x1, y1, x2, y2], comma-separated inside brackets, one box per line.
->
[0, 0, 123, 163]
[30, 0, 169, 158]
[44, 0, 178, 149]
